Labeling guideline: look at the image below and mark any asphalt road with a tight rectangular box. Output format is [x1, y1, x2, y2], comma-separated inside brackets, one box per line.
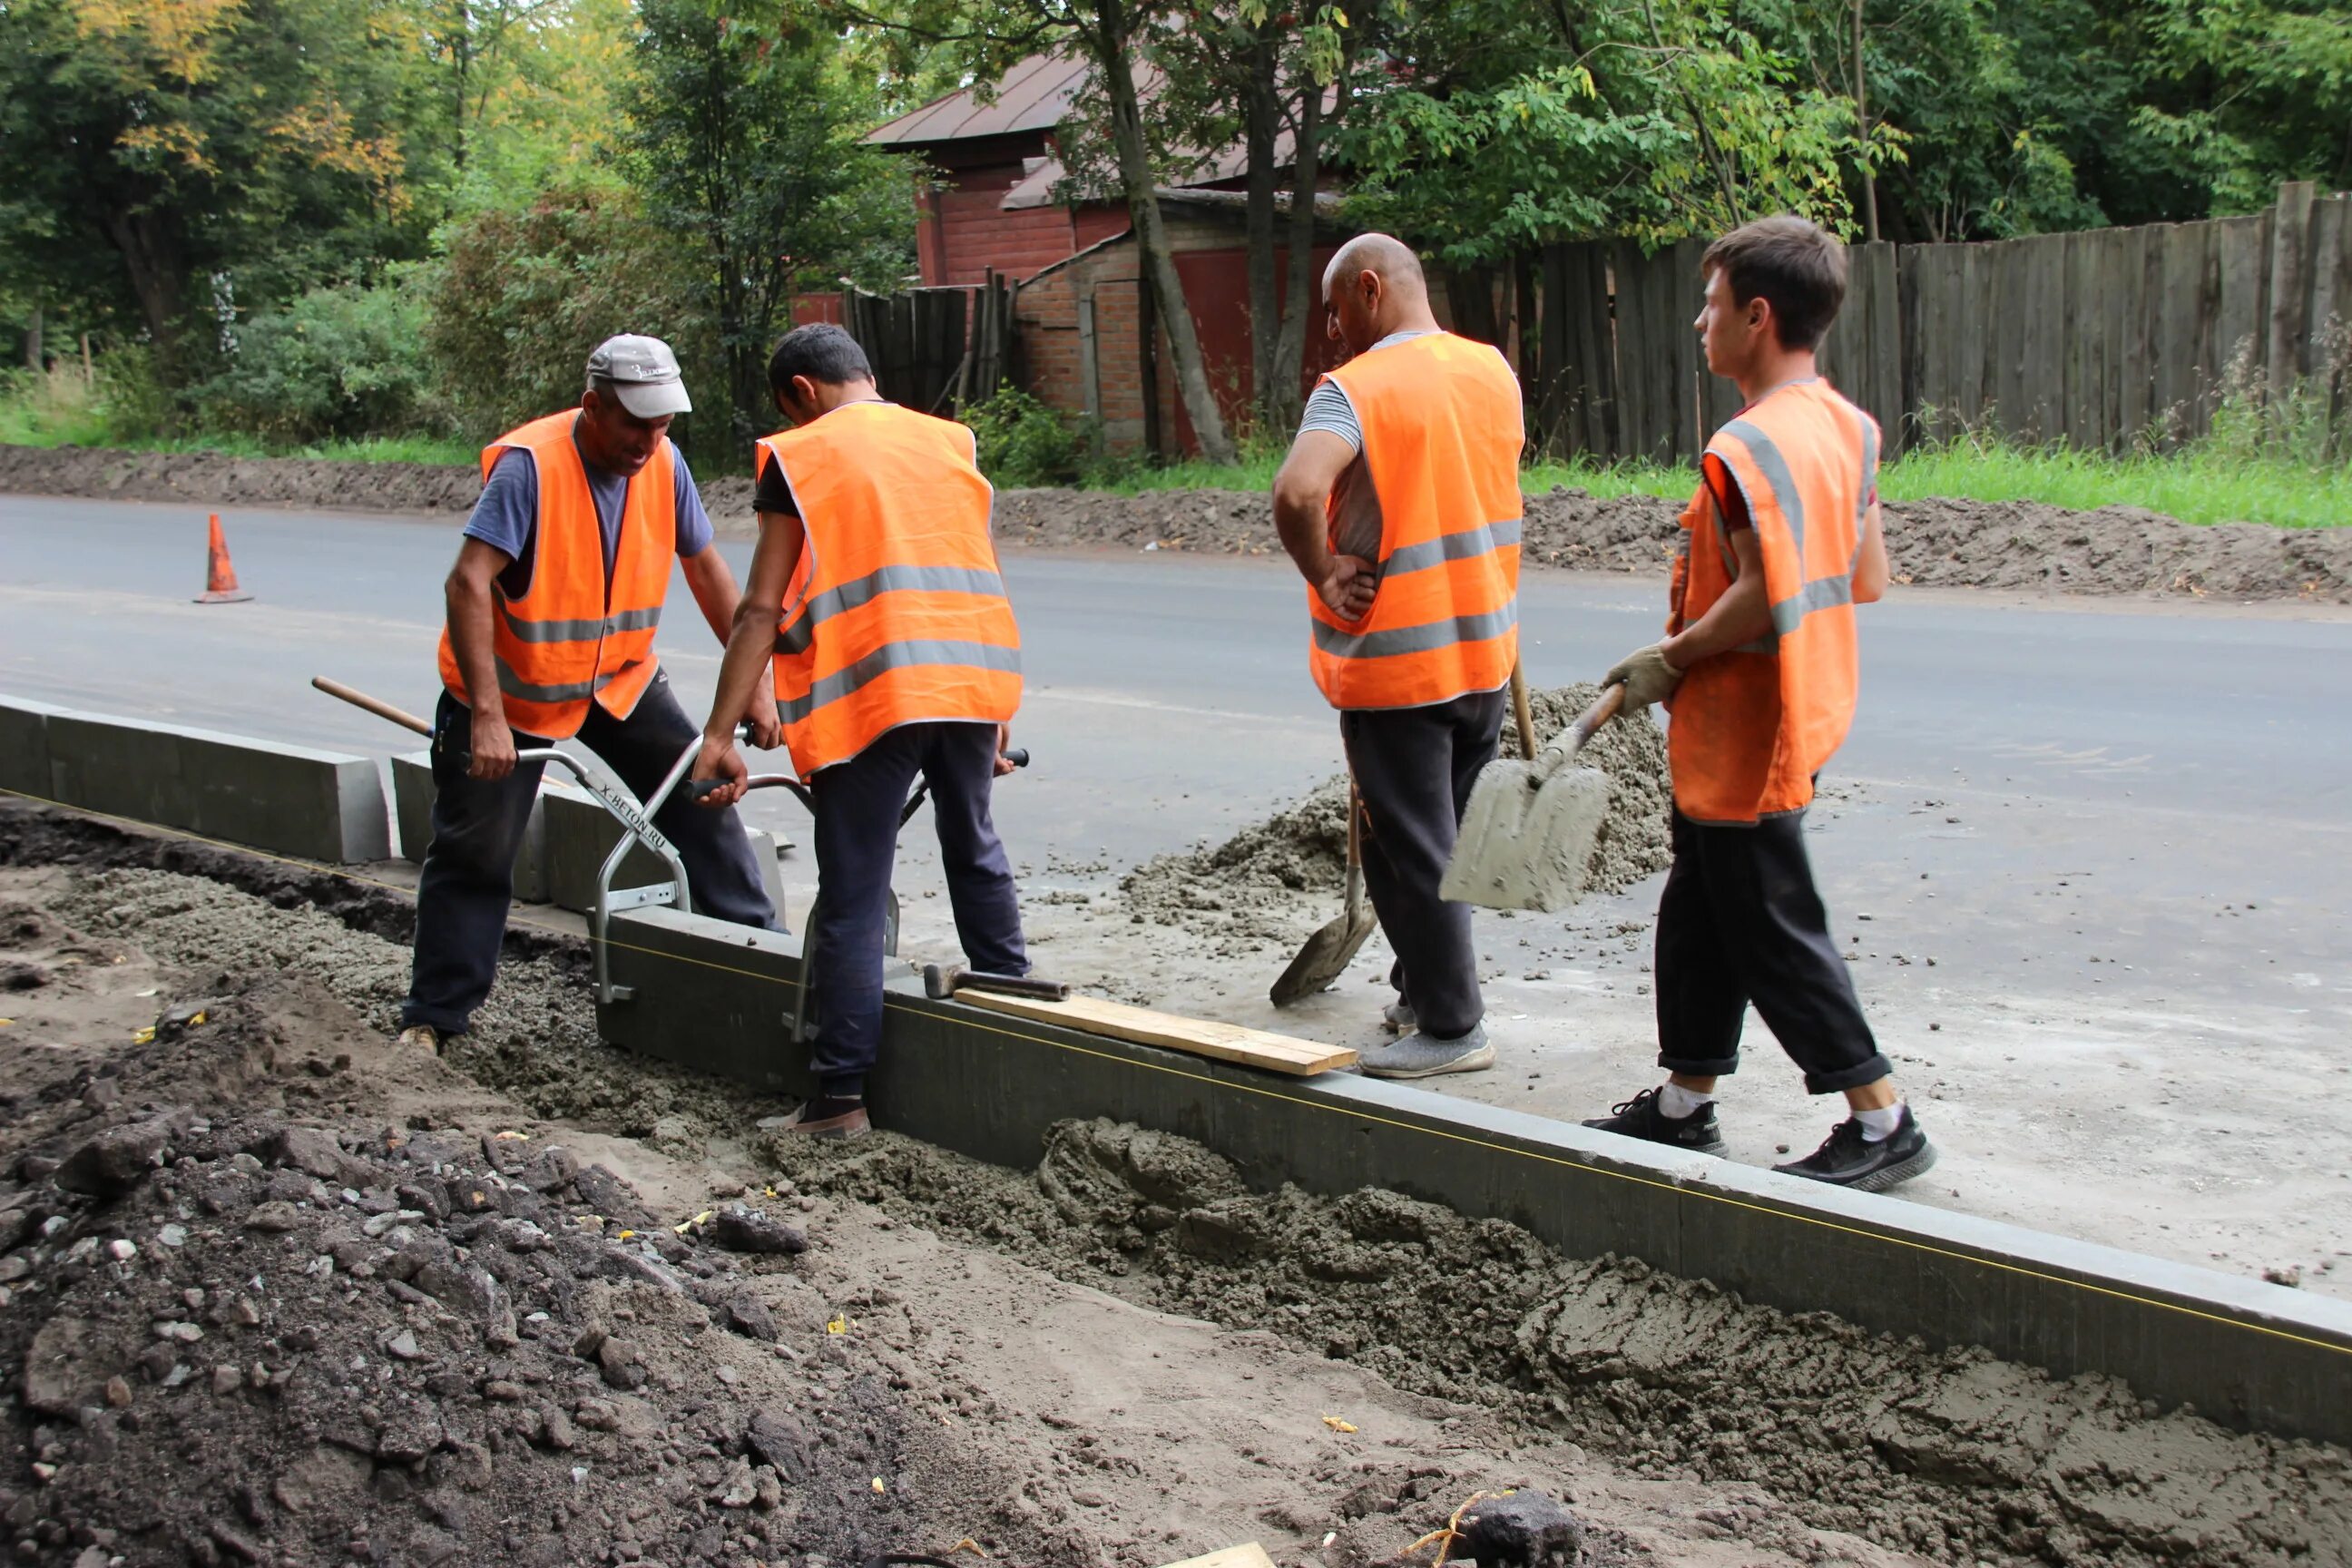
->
[6, 491, 2352, 1292]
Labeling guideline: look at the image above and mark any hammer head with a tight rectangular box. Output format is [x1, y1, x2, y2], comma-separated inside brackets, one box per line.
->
[921, 963, 956, 1000]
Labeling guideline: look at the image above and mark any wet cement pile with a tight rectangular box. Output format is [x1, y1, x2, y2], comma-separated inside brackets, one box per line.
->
[1119, 685, 1671, 948]
[0, 895, 1033, 1567]
[770, 1119, 2352, 1568]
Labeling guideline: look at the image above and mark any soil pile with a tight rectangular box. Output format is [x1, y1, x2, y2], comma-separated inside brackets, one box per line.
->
[774, 1118, 2352, 1568]
[1118, 686, 1671, 947]
[0, 903, 1020, 1567]
[9, 443, 2347, 601]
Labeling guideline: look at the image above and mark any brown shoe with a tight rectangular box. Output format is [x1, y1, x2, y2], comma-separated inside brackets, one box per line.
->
[397, 1024, 442, 1055]
[775, 1100, 870, 1140]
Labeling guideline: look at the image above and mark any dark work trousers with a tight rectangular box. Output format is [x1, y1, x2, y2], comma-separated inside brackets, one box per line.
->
[1653, 807, 1891, 1093]
[398, 671, 775, 1036]
[806, 720, 1027, 1099]
[1339, 687, 1508, 1041]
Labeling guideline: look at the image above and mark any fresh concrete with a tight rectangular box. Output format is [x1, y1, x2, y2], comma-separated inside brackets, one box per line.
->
[15, 697, 389, 863]
[601, 902, 2352, 1451]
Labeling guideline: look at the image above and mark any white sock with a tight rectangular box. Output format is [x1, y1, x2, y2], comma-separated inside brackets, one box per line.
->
[1658, 1082, 1715, 1120]
[1855, 1102, 1906, 1142]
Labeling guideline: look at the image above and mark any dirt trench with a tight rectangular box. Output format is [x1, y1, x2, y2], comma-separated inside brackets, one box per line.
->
[8, 444, 2349, 603]
[0, 802, 2347, 1568]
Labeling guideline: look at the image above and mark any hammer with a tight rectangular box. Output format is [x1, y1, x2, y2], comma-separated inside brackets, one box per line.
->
[922, 964, 1070, 1003]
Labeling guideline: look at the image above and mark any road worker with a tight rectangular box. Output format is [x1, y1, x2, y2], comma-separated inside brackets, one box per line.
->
[691, 323, 1028, 1141]
[1585, 216, 1935, 1190]
[1270, 234, 1525, 1079]
[397, 335, 777, 1054]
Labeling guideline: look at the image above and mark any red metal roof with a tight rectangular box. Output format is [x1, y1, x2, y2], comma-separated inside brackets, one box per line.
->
[867, 53, 1091, 146]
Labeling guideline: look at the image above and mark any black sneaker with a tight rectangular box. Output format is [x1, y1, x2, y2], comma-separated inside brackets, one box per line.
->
[1583, 1086, 1728, 1157]
[1774, 1108, 1936, 1191]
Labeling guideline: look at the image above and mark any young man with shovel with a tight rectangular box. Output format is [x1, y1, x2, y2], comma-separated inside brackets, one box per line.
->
[397, 335, 776, 1056]
[1271, 233, 1525, 1080]
[1585, 217, 1935, 1191]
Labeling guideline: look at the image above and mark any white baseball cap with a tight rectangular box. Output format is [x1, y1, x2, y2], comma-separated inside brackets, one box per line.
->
[585, 334, 692, 418]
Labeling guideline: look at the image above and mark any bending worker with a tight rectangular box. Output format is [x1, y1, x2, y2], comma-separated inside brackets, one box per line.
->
[1584, 216, 1934, 1191]
[397, 334, 777, 1054]
[1271, 233, 1525, 1080]
[692, 323, 1028, 1142]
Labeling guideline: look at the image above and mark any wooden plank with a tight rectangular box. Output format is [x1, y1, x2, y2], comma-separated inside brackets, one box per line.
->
[1156, 1546, 1279, 1568]
[1956, 240, 1987, 431]
[2107, 226, 2146, 450]
[2157, 221, 2205, 444]
[1538, 245, 1573, 455]
[2063, 230, 2098, 449]
[1864, 240, 1903, 446]
[1574, 243, 1617, 457]
[2212, 212, 2270, 422]
[1611, 240, 1655, 462]
[2268, 181, 2318, 388]
[2028, 235, 2068, 441]
[2308, 196, 2349, 344]
[955, 991, 1358, 1076]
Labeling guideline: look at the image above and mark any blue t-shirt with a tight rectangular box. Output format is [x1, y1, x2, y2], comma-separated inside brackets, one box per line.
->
[462, 427, 715, 600]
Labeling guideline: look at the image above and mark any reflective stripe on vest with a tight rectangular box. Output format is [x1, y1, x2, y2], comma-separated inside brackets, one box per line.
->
[1307, 332, 1525, 710]
[760, 403, 1021, 778]
[1665, 381, 1876, 825]
[436, 410, 676, 740]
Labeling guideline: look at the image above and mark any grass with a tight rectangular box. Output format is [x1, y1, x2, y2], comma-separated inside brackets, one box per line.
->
[6, 358, 2342, 524]
[1098, 441, 2347, 528]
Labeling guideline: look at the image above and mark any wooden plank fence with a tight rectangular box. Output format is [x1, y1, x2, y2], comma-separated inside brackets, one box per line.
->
[1501, 183, 2350, 462]
[842, 272, 1020, 417]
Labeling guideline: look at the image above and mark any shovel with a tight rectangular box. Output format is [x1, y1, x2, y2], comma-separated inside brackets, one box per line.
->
[1269, 776, 1377, 1005]
[1439, 664, 1622, 913]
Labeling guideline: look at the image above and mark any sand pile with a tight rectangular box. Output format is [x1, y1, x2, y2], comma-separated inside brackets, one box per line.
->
[1120, 685, 1671, 946]
[774, 1117, 2352, 1568]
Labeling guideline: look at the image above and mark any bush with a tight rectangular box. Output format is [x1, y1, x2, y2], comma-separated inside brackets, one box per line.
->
[965, 387, 1087, 487]
[0, 345, 172, 448]
[197, 279, 445, 445]
[423, 181, 720, 459]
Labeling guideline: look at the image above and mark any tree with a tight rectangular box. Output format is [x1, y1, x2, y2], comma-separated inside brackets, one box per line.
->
[627, 0, 915, 451]
[0, 0, 447, 383]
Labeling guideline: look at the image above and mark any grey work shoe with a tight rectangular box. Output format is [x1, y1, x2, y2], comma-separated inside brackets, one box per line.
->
[1357, 1024, 1494, 1080]
[1381, 999, 1417, 1034]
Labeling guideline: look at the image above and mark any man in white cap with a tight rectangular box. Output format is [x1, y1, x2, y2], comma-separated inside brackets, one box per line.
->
[397, 334, 779, 1054]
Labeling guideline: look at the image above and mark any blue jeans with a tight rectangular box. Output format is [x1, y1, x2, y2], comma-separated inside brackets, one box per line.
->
[398, 671, 775, 1035]
[806, 720, 1027, 1098]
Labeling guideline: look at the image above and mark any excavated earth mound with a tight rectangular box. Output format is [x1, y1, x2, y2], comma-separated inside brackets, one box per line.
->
[7, 444, 2347, 602]
[1119, 685, 1671, 946]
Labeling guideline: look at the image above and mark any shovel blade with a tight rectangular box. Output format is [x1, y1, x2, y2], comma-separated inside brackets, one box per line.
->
[1269, 906, 1378, 1006]
[1440, 758, 1610, 912]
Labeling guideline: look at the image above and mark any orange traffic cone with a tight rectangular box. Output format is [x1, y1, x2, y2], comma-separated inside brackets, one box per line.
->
[195, 513, 251, 604]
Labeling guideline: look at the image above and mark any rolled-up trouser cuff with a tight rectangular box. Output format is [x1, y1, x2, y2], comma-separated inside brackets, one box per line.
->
[1656, 1049, 1741, 1080]
[1801, 1054, 1893, 1095]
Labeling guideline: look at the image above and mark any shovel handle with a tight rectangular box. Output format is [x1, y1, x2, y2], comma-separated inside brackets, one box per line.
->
[1573, 683, 1626, 747]
[313, 676, 433, 738]
[1509, 662, 1537, 760]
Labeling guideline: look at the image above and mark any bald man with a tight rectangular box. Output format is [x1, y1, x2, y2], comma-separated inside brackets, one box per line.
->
[1271, 235, 1527, 1078]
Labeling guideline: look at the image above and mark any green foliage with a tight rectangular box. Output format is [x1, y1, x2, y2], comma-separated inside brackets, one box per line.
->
[0, 348, 172, 448]
[196, 278, 447, 445]
[965, 388, 1088, 487]
[2132, 0, 2352, 215]
[625, 0, 916, 451]
[420, 180, 718, 451]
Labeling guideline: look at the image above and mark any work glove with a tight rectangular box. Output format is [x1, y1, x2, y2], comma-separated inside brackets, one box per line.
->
[1603, 642, 1684, 712]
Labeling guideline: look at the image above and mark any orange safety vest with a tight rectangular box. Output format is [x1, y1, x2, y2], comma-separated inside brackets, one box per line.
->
[437, 410, 675, 740]
[1666, 380, 1879, 824]
[1307, 332, 1524, 710]
[758, 402, 1021, 779]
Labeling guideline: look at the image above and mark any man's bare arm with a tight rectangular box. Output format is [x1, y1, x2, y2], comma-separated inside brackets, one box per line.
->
[691, 511, 806, 805]
[1272, 429, 1375, 619]
[445, 539, 519, 779]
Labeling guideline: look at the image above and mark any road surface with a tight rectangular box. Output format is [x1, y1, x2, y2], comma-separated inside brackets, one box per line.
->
[4, 492, 2349, 1298]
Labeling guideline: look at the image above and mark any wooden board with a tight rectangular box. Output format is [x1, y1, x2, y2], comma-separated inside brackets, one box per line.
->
[1155, 1546, 1279, 1568]
[955, 991, 1357, 1076]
